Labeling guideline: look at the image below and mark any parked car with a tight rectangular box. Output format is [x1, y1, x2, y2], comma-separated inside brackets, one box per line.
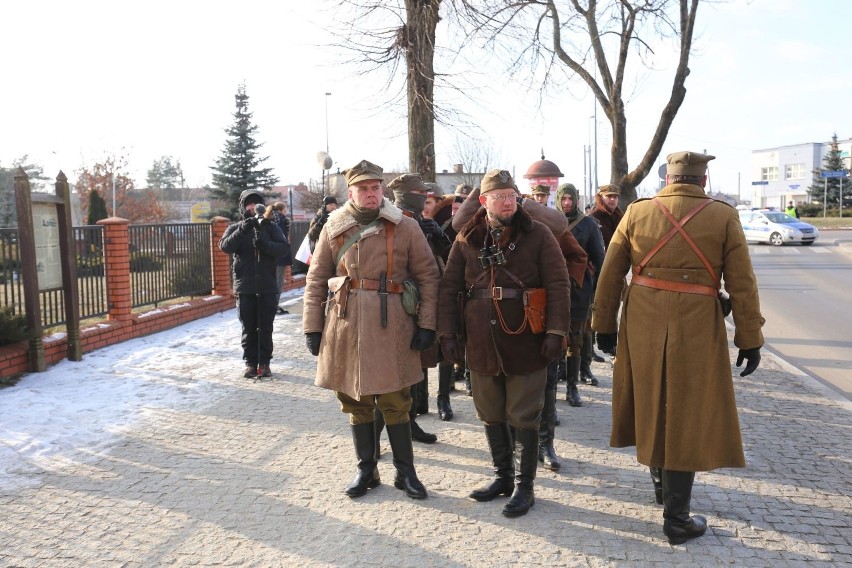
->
[738, 209, 818, 246]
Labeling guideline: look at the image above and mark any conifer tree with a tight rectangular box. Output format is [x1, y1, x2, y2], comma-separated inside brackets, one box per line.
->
[86, 190, 109, 225]
[209, 85, 279, 219]
[808, 133, 850, 209]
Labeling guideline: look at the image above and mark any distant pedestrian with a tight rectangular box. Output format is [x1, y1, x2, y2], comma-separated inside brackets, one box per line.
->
[592, 151, 764, 545]
[271, 202, 292, 314]
[307, 196, 339, 253]
[218, 190, 289, 378]
[785, 200, 800, 218]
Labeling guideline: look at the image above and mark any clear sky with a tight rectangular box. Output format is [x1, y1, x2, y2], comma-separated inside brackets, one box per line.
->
[2, 0, 850, 202]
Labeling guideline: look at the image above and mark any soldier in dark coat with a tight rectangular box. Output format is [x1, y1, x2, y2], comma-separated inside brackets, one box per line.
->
[218, 189, 289, 378]
[438, 169, 571, 518]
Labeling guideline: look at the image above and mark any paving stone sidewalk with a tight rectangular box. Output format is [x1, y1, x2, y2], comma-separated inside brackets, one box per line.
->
[1, 298, 850, 567]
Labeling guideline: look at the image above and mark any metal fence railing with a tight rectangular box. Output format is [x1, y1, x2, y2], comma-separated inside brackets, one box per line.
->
[75, 226, 108, 321]
[0, 227, 24, 317]
[128, 223, 212, 309]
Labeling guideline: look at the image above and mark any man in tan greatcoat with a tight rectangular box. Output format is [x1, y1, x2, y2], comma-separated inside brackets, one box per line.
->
[591, 151, 764, 545]
[303, 159, 440, 501]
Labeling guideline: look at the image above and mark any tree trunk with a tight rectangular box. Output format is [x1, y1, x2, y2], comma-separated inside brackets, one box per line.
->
[405, 0, 440, 182]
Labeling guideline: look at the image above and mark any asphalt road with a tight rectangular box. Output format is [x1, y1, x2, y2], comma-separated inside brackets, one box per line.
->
[744, 230, 852, 400]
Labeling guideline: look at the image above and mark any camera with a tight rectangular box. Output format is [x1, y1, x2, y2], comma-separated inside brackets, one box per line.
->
[478, 245, 507, 269]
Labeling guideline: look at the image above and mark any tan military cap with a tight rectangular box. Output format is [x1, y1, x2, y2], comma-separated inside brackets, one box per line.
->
[387, 173, 428, 194]
[531, 184, 550, 196]
[598, 184, 621, 196]
[455, 183, 473, 196]
[480, 169, 518, 194]
[343, 159, 384, 186]
[666, 151, 715, 176]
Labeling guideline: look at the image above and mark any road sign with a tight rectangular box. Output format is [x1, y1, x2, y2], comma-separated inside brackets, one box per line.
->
[820, 170, 848, 178]
[751, 181, 769, 185]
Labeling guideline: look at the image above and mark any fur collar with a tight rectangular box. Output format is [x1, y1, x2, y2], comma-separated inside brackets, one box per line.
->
[325, 197, 403, 239]
[457, 205, 534, 249]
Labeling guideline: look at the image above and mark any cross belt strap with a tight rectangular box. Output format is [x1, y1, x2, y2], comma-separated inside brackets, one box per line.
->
[631, 274, 717, 297]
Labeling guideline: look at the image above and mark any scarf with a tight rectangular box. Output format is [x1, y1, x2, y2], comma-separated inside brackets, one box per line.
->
[346, 201, 381, 225]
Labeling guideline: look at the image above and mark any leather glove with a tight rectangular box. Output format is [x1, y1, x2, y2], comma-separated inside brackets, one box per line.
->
[410, 327, 436, 351]
[242, 217, 259, 231]
[305, 332, 322, 356]
[540, 333, 563, 361]
[597, 332, 618, 356]
[735, 347, 761, 376]
[419, 217, 445, 240]
[439, 336, 463, 365]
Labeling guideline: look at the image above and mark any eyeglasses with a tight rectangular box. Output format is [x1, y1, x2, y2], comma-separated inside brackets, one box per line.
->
[485, 192, 516, 202]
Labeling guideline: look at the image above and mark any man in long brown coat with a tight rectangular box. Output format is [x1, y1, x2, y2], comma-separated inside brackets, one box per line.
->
[303, 160, 440, 501]
[438, 169, 571, 518]
[591, 151, 764, 545]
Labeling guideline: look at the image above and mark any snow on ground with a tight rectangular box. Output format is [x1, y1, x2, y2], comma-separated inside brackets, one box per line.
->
[0, 290, 304, 491]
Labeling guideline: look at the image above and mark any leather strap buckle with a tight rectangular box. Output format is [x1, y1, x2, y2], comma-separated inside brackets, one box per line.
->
[492, 287, 503, 300]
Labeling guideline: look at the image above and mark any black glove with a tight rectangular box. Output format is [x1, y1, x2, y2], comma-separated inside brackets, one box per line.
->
[540, 333, 563, 361]
[597, 332, 618, 356]
[305, 332, 322, 356]
[439, 336, 463, 365]
[419, 217, 445, 240]
[241, 217, 259, 231]
[410, 327, 436, 351]
[735, 347, 761, 376]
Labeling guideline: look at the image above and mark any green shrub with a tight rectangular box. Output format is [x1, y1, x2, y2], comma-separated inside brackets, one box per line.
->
[170, 258, 212, 296]
[76, 254, 104, 277]
[130, 252, 163, 273]
[0, 306, 32, 346]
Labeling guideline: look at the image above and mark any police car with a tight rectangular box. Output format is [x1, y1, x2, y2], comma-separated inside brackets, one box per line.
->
[738, 209, 818, 246]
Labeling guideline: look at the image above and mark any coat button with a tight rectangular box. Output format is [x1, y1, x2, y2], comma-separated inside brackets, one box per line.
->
[491, 319, 497, 325]
[682, 274, 689, 280]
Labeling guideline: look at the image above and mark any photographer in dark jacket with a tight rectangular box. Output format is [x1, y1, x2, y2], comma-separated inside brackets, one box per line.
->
[219, 189, 290, 378]
[307, 196, 339, 253]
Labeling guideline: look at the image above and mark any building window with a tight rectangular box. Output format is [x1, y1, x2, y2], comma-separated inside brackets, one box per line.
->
[761, 166, 778, 181]
[785, 163, 805, 180]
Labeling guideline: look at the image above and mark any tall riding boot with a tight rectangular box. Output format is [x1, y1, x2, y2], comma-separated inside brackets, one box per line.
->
[538, 360, 561, 471]
[662, 470, 707, 544]
[464, 368, 472, 396]
[344, 423, 381, 498]
[469, 423, 515, 501]
[409, 387, 437, 444]
[565, 355, 583, 407]
[415, 370, 429, 414]
[387, 422, 428, 499]
[580, 332, 599, 386]
[436, 363, 454, 421]
[650, 466, 663, 504]
[588, 330, 606, 362]
[503, 428, 538, 518]
[373, 408, 385, 460]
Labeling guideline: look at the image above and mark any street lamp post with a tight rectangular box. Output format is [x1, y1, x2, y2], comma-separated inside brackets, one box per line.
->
[324, 92, 331, 196]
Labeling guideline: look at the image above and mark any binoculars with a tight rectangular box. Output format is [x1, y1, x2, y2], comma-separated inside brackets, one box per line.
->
[478, 245, 507, 269]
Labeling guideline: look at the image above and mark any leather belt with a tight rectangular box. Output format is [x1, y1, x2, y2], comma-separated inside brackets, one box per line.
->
[350, 278, 404, 294]
[467, 287, 524, 300]
[631, 274, 717, 297]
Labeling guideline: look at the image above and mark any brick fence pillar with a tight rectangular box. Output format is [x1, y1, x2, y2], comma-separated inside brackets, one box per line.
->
[98, 217, 133, 322]
[211, 217, 234, 298]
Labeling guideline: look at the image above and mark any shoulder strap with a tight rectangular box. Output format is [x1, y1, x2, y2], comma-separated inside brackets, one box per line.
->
[334, 218, 383, 266]
[385, 220, 395, 277]
[635, 198, 719, 289]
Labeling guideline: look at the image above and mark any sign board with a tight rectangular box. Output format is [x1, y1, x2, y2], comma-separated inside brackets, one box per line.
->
[751, 181, 769, 185]
[789, 184, 800, 189]
[820, 170, 848, 178]
[31, 201, 63, 290]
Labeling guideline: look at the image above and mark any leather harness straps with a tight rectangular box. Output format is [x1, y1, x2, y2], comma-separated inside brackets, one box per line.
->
[350, 278, 404, 294]
[467, 287, 525, 300]
[632, 198, 720, 297]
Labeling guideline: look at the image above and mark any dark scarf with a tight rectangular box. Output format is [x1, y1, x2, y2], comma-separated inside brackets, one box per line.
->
[346, 201, 381, 225]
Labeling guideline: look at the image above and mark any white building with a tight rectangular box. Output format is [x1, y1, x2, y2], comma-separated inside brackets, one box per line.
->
[751, 138, 852, 209]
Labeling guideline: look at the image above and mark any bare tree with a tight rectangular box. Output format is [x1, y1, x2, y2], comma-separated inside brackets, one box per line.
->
[450, 136, 504, 187]
[457, 0, 700, 203]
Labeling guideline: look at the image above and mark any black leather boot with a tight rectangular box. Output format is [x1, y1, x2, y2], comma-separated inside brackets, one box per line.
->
[581, 332, 599, 385]
[650, 466, 663, 505]
[565, 355, 583, 407]
[415, 370, 429, 414]
[464, 368, 472, 396]
[662, 470, 707, 544]
[470, 423, 515, 501]
[503, 428, 538, 517]
[344, 423, 381, 498]
[373, 408, 384, 460]
[408, 382, 437, 443]
[437, 363, 454, 421]
[538, 360, 561, 471]
[387, 422, 427, 499]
